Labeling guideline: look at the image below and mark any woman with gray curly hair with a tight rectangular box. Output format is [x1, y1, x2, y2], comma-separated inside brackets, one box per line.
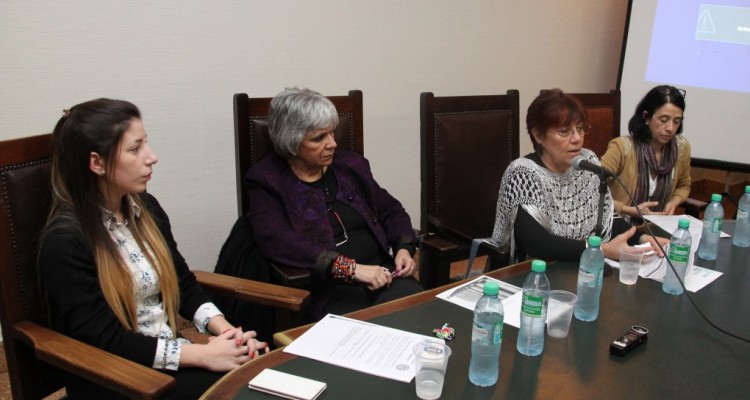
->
[245, 87, 422, 321]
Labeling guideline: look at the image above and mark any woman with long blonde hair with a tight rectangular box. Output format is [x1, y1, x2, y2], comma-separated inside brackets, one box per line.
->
[39, 98, 267, 399]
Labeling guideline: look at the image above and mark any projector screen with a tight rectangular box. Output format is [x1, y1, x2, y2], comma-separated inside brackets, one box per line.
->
[618, 0, 750, 165]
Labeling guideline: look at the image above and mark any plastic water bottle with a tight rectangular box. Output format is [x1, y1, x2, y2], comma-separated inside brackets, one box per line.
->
[663, 218, 692, 295]
[697, 193, 723, 260]
[469, 281, 504, 386]
[733, 185, 750, 248]
[517, 260, 550, 357]
[574, 236, 604, 322]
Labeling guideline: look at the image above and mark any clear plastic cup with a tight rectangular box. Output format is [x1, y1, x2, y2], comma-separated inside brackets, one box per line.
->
[619, 246, 644, 285]
[413, 341, 452, 400]
[546, 290, 577, 338]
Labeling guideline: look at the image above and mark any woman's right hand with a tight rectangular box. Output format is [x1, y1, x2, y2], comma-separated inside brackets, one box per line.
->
[600, 226, 637, 260]
[353, 264, 393, 290]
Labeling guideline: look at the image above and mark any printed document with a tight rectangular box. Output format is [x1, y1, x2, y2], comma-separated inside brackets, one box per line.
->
[601, 215, 727, 291]
[283, 314, 442, 383]
[436, 275, 522, 328]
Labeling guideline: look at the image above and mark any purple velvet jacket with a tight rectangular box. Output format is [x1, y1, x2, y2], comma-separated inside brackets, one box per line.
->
[245, 150, 415, 277]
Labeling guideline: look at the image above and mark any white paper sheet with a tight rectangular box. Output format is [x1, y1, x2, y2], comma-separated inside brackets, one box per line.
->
[600, 214, 727, 292]
[283, 314, 442, 383]
[606, 254, 723, 292]
[436, 275, 522, 328]
[644, 214, 730, 240]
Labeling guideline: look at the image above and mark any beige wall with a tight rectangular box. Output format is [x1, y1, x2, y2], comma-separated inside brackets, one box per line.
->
[0, 0, 628, 270]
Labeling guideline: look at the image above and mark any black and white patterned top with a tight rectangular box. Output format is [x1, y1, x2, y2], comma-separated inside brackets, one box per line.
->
[492, 148, 613, 261]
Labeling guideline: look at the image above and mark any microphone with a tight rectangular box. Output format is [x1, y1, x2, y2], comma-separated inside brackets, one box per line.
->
[572, 156, 614, 178]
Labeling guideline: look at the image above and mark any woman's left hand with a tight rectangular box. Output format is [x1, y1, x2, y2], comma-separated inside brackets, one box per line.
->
[662, 200, 680, 215]
[393, 249, 416, 278]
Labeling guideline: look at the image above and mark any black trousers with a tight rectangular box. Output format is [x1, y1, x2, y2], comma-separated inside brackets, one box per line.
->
[322, 276, 424, 317]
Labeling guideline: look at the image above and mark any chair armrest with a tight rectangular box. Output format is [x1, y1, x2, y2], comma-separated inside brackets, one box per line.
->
[681, 197, 708, 219]
[193, 270, 310, 312]
[270, 263, 312, 288]
[14, 320, 175, 400]
[463, 238, 509, 279]
[422, 235, 460, 253]
[683, 197, 708, 211]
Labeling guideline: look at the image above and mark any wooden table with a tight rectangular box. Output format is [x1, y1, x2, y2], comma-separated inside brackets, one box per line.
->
[202, 228, 750, 399]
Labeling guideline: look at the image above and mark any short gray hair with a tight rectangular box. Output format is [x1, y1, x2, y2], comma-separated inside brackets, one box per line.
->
[268, 88, 339, 158]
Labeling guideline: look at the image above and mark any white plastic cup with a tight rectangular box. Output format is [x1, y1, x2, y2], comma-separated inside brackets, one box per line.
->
[413, 341, 452, 400]
[546, 290, 577, 338]
[619, 246, 644, 285]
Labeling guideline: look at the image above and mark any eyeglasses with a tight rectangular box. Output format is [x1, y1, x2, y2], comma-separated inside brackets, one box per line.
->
[657, 86, 686, 98]
[554, 123, 591, 139]
[329, 209, 349, 247]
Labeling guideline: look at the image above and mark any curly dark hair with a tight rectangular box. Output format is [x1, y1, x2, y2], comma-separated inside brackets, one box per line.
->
[628, 85, 686, 143]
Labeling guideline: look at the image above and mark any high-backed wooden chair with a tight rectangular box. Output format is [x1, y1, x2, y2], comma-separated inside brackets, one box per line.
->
[231, 90, 364, 288]
[419, 90, 520, 289]
[0, 133, 309, 399]
[561, 89, 621, 158]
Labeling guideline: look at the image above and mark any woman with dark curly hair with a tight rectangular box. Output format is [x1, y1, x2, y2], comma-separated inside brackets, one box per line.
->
[601, 85, 690, 223]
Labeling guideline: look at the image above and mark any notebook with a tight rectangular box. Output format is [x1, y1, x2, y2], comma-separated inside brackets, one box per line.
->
[248, 368, 327, 400]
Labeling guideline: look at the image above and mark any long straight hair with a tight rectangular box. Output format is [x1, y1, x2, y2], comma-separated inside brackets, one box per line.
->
[47, 98, 180, 335]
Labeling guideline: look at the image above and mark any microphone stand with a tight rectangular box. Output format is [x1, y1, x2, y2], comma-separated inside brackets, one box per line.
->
[594, 173, 614, 276]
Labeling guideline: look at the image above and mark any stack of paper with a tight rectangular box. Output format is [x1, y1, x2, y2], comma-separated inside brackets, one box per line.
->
[283, 314, 442, 383]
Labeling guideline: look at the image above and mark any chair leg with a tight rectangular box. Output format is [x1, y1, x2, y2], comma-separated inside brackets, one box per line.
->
[418, 244, 452, 289]
[486, 251, 510, 272]
[274, 309, 309, 344]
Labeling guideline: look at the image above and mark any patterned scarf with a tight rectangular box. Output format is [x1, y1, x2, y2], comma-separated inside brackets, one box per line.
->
[633, 139, 677, 212]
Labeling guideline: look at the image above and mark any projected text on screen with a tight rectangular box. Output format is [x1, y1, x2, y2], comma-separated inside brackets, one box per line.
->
[646, 0, 750, 93]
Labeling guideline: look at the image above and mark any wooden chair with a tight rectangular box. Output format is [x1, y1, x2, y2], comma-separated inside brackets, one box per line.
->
[231, 90, 364, 288]
[419, 90, 520, 289]
[560, 89, 621, 158]
[0, 133, 309, 399]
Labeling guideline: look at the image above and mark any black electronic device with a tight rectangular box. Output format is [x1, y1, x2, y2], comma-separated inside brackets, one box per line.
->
[610, 325, 648, 356]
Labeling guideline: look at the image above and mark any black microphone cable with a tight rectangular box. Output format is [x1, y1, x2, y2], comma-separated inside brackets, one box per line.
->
[612, 175, 750, 344]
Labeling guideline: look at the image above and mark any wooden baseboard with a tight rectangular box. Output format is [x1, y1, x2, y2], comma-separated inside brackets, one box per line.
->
[691, 178, 749, 218]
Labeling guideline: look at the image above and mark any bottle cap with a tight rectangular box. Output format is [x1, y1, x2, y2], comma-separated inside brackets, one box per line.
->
[531, 259, 546, 272]
[678, 218, 690, 229]
[745, 185, 750, 194]
[588, 235, 602, 247]
[711, 193, 722, 202]
[483, 281, 500, 296]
